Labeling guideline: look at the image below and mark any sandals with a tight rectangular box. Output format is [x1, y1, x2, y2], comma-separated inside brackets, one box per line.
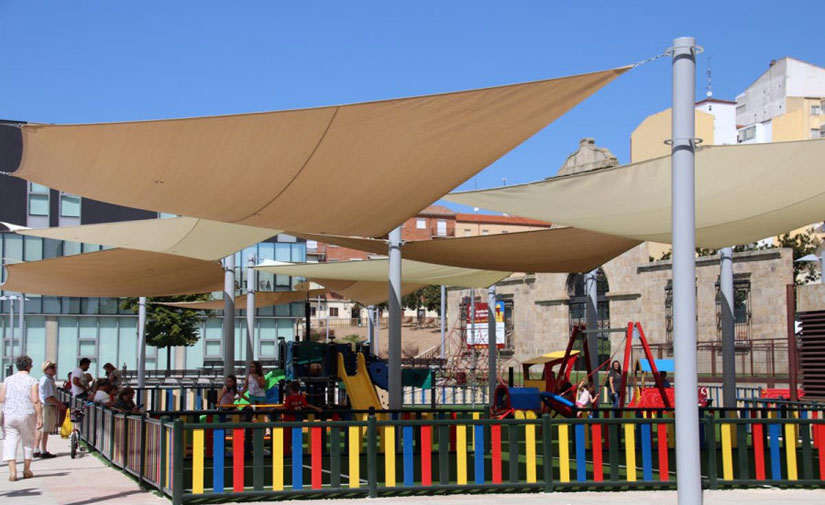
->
[23, 470, 34, 479]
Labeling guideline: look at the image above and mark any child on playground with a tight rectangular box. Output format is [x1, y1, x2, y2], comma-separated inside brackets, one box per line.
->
[575, 378, 599, 417]
[282, 381, 321, 421]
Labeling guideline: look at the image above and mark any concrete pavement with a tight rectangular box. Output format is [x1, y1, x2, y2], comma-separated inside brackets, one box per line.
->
[1, 436, 822, 504]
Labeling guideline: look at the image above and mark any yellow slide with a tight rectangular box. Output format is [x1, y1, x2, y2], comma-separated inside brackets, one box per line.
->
[337, 352, 384, 410]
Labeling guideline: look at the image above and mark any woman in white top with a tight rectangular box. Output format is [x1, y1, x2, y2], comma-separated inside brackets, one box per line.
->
[0, 355, 43, 481]
[241, 361, 267, 404]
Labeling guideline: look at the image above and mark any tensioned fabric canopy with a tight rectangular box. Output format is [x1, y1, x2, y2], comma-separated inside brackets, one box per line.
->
[445, 139, 825, 249]
[1, 67, 628, 237]
[7, 217, 280, 261]
[1, 248, 223, 297]
[255, 259, 510, 289]
[155, 289, 327, 310]
[295, 227, 640, 273]
[303, 279, 424, 306]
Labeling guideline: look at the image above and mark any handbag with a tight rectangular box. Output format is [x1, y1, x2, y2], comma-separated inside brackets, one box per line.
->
[60, 410, 73, 439]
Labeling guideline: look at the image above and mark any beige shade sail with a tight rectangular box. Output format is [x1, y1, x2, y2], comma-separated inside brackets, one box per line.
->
[446, 139, 825, 249]
[3, 67, 628, 238]
[1, 248, 223, 297]
[308, 279, 425, 306]
[296, 227, 640, 273]
[8, 217, 280, 261]
[155, 289, 327, 310]
[255, 259, 509, 288]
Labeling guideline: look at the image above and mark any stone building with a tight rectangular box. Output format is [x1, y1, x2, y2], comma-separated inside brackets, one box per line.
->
[447, 139, 795, 378]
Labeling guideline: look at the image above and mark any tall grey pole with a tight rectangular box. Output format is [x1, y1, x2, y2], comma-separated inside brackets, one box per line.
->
[820, 249, 824, 284]
[440, 285, 446, 360]
[375, 307, 381, 354]
[246, 256, 256, 373]
[585, 269, 600, 389]
[720, 247, 736, 409]
[671, 36, 702, 505]
[137, 297, 147, 388]
[487, 285, 497, 403]
[387, 226, 403, 409]
[9, 297, 14, 369]
[18, 294, 25, 357]
[222, 254, 236, 380]
[367, 305, 375, 350]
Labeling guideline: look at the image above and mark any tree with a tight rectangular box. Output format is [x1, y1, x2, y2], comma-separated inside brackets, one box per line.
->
[122, 295, 212, 371]
[401, 285, 442, 314]
[777, 228, 821, 285]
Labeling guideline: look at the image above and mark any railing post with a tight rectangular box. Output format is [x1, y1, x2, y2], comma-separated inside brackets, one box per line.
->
[172, 418, 184, 505]
[542, 414, 554, 492]
[121, 414, 129, 468]
[160, 416, 169, 491]
[109, 410, 117, 461]
[705, 415, 718, 489]
[138, 413, 147, 488]
[367, 415, 378, 498]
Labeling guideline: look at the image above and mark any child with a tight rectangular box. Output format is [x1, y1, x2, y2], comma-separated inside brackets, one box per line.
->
[575, 379, 599, 417]
[282, 381, 322, 421]
[218, 375, 239, 410]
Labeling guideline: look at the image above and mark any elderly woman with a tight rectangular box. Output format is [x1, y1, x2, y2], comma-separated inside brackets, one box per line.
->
[0, 355, 43, 481]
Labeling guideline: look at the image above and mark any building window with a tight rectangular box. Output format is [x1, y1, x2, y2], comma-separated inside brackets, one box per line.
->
[310, 306, 317, 317]
[481, 229, 489, 236]
[737, 125, 756, 143]
[811, 129, 821, 139]
[464, 229, 472, 236]
[416, 218, 426, 230]
[436, 219, 447, 236]
[811, 105, 822, 116]
[28, 183, 50, 216]
[60, 194, 81, 217]
[329, 307, 339, 317]
[715, 275, 752, 343]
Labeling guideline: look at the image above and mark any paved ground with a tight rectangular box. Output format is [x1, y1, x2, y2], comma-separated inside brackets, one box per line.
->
[1, 436, 822, 504]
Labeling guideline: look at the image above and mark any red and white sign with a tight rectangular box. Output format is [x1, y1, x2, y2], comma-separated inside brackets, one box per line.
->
[465, 302, 505, 348]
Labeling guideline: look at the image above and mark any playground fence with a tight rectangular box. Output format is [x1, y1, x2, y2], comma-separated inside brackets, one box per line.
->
[70, 398, 825, 504]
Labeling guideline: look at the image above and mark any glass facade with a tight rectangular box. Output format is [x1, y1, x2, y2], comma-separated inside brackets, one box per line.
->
[0, 232, 307, 380]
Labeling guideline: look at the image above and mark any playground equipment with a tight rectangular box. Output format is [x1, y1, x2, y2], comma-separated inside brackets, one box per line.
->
[337, 352, 384, 410]
[493, 322, 676, 417]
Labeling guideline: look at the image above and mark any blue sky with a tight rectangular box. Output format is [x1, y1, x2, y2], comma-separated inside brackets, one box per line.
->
[1, 1, 823, 211]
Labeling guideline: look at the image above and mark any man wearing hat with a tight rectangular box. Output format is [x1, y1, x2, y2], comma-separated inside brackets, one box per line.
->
[34, 361, 64, 458]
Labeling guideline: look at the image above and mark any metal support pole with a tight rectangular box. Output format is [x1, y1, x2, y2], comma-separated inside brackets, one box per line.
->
[222, 254, 236, 380]
[487, 285, 497, 403]
[671, 35, 702, 505]
[787, 284, 799, 401]
[246, 256, 256, 372]
[820, 250, 824, 284]
[367, 305, 375, 349]
[9, 297, 14, 369]
[137, 297, 147, 388]
[720, 247, 736, 409]
[373, 307, 380, 353]
[18, 294, 25, 357]
[440, 285, 446, 360]
[304, 300, 310, 342]
[387, 226, 403, 409]
[585, 269, 600, 389]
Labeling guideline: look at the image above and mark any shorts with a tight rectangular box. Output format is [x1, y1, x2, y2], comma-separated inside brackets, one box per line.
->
[41, 405, 58, 433]
[248, 395, 267, 404]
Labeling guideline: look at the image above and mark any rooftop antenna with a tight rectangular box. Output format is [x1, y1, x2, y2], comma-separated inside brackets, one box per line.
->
[705, 57, 713, 98]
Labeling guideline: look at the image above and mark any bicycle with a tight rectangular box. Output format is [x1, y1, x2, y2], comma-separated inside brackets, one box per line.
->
[69, 404, 88, 459]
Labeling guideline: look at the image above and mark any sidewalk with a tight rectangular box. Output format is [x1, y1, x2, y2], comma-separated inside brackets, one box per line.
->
[1, 435, 822, 504]
[0, 435, 166, 505]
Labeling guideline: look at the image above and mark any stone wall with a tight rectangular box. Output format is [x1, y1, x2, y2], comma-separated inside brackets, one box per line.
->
[448, 246, 793, 376]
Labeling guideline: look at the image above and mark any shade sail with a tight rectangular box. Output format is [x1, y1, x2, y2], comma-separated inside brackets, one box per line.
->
[446, 139, 825, 249]
[8, 217, 280, 261]
[1, 248, 223, 297]
[255, 259, 509, 288]
[296, 227, 640, 273]
[308, 279, 424, 306]
[2, 67, 628, 237]
[156, 289, 327, 310]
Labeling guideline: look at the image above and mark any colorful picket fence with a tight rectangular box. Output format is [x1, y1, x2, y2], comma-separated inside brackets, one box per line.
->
[74, 399, 825, 504]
